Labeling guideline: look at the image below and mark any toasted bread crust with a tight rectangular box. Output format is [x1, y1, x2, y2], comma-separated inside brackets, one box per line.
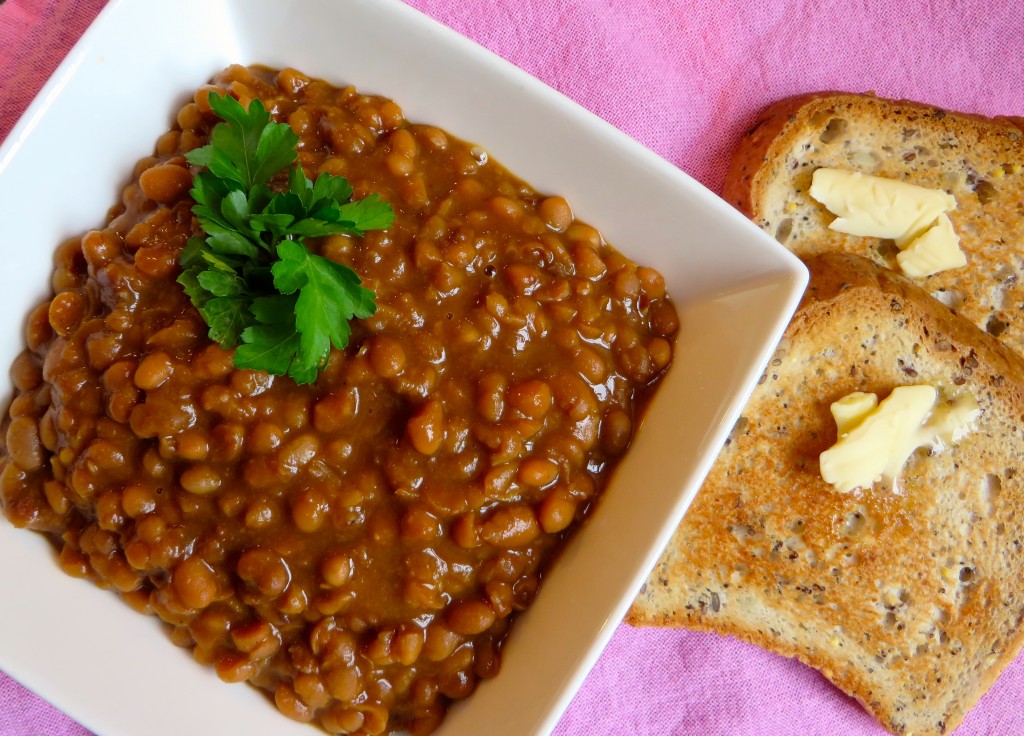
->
[721, 92, 1024, 360]
[722, 91, 1024, 215]
[630, 254, 1024, 736]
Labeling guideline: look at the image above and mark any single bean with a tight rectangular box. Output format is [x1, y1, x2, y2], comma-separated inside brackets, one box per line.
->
[480, 505, 541, 548]
[320, 552, 353, 587]
[6, 417, 43, 470]
[48, 292, 86, 337]
[537, 491, 577, 533]
[407, 399, 444, 455]
[518, 457, 559, 488]
[134, 351, 174, 390]
[507, 379, 552, 419]
[447, 598, 496, 635]
[180, 465, 222, 495]
[368, 335, 407, 378]
[172, 556, 218, 610]
[139, 164, 192, 203]
[538, 196, 572, 232]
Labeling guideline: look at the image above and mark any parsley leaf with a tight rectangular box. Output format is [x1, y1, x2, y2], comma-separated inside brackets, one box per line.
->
[235, 322, 303, 377]
[178, 92, 394, 384]
[272, 240, 377, 381]
[201, 296, 251, 347]
[187, 94, 300, 190]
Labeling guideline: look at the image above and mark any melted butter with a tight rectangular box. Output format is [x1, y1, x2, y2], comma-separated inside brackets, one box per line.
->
[820, 386, 980, 494]
[809, 168, 955, 247]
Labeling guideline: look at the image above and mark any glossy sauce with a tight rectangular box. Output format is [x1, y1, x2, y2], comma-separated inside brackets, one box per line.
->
[0, 65, 677, 735]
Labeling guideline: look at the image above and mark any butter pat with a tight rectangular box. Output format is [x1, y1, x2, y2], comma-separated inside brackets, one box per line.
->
[829, 392, 878, 435]
[820, 386, 980, 493]
[809, 168, 967, 278]
[820, 386, 936, 493]
[896, 214, 966, 278]
[809, 169, 956, 247]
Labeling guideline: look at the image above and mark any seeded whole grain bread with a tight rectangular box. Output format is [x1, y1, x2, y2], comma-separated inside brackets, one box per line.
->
[628, 252, 1024, 735]
[721, 92, 1024, 358]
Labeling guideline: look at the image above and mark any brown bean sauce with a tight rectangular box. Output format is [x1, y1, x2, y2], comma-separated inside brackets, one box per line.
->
[0, 65, 677, 735]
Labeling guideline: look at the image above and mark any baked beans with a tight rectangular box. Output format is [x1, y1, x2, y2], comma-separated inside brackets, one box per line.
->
[0, 65, 677, 735]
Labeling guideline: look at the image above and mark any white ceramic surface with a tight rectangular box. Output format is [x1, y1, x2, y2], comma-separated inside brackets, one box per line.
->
[0, 1, 807, 734]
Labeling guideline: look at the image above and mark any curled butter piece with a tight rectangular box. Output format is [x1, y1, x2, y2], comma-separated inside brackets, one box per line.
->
[820, 385, 980, 493]
[829, 391, 878, 435]
[809, 169, 956, 247]
[896, 213, 966, 278]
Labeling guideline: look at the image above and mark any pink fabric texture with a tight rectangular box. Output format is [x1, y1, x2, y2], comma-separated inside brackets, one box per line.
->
[2, 1, 1024, 734]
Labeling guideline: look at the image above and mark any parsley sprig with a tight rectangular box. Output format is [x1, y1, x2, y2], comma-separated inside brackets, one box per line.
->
[178, 92, 394, 384]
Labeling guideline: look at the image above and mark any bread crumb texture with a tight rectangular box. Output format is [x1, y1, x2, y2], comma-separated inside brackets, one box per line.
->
[630, 253, 1024, 736]
[722, 93, 1024, 358]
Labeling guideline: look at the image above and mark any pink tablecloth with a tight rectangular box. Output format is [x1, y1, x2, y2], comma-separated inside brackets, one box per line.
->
[3, 1, 1024, 735]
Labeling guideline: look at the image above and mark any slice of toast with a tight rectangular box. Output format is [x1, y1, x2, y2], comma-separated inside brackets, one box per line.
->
[722, 92, 1024, 358]
[628, 252, 1024, 736]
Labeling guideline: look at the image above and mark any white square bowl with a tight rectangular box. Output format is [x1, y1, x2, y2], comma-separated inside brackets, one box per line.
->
[0, 1, 807, 734]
